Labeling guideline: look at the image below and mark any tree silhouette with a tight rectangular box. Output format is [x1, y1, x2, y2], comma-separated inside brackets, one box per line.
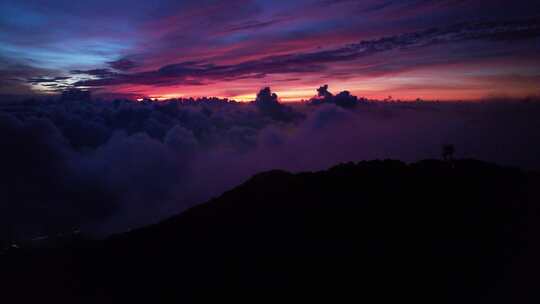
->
[442, 144, 455, 161]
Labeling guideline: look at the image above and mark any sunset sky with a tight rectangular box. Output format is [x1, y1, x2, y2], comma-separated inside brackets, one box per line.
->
[1, 0, 539, 101]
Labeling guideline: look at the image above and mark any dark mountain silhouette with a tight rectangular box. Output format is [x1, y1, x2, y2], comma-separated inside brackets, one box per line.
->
[1, 159, 539, 303]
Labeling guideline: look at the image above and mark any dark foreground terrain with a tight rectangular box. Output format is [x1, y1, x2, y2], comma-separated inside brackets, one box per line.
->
[1, 159, 539, 303]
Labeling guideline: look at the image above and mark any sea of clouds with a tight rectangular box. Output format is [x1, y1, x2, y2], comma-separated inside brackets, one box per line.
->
[1, 90, 539, 240]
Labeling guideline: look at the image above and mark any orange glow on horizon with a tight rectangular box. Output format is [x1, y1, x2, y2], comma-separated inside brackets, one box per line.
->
[103, 58, 540, 103]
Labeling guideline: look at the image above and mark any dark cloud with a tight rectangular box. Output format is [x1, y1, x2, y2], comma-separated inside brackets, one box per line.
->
[223, 18, 286, 33]
[70, 69, 117, 78]
[310, 85, 366, 108]
[107, 58, 138, 71]
[0, 113, 117, 240]
[0, 62, 61, 95]
[27, 76, 71, 84]
[71, 17, 540, 89]
[252, 87, 304, 121]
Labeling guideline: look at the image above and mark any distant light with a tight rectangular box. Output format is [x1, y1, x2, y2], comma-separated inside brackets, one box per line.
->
[31, 235, 49, 241]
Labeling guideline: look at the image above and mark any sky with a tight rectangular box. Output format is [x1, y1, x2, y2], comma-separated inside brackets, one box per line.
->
[1, 0, 539, 101]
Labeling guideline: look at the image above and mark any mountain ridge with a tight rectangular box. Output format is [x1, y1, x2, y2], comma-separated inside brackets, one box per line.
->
[2, 159, 540, 303]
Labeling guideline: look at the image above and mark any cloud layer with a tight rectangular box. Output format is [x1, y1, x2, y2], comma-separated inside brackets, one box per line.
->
[72, 17, 540, 88]
[1, 90, 539, 240]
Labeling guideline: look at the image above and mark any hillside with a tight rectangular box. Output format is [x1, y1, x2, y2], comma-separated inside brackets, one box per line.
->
[2, 159, 540, 303]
